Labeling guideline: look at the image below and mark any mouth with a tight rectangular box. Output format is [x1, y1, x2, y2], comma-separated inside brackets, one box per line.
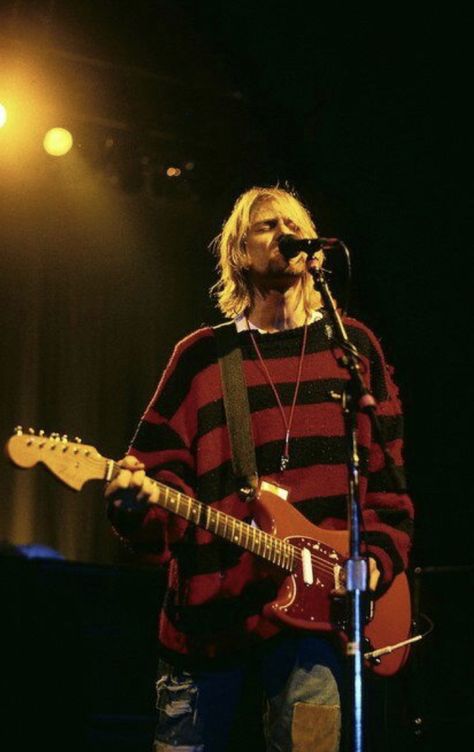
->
[272, 245, 303, 261]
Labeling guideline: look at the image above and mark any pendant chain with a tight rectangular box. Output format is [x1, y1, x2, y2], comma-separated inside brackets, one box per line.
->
[246, 319, 308, 472]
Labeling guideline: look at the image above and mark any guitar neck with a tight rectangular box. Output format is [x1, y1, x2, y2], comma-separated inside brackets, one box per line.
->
[110, 461, 294, 571]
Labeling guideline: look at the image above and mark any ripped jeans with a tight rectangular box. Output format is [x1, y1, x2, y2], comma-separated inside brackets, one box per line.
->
[154, 634, 342, 752]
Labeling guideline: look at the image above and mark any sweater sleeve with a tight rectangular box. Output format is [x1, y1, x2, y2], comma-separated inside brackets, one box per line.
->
[107, 330, 210, 564]
[355, 323, 414, 590]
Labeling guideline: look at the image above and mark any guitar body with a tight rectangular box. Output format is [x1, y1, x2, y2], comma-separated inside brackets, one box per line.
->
[254, 484, 412, 677]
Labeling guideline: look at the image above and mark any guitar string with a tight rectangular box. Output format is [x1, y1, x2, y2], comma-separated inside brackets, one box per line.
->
[106, 458, 338, 576]
[152, 482, 338, 576]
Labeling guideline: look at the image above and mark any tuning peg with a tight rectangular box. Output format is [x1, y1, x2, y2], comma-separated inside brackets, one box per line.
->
[72, 436, 82, 454]
[28, 427, 36, 435]
[38, 429, 45, 437]
[13, 425, 23, 435]
[50, 432, 60, 440]
[61, 434, 68, 442]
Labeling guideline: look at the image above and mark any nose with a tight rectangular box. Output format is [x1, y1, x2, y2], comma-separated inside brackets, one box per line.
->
[275, 218, 294, 240]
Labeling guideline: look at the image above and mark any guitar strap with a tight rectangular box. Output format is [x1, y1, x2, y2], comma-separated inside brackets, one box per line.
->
[213, 321, 258, 499]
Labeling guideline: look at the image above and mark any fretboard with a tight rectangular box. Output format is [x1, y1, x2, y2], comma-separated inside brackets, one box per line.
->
[113, 463, 295, 571]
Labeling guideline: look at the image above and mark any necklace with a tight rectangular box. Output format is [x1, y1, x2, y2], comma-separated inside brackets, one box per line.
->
[246, 318, 308, 472]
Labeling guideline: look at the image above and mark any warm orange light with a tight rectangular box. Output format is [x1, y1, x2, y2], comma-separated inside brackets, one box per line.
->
[0, 103, 7, 128]
[43, 127, 73, 156]
[166, 166, 181, 177]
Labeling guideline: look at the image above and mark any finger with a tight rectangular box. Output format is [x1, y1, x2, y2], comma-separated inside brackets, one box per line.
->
[130, 470, 146, 489]
[137, 475, 153, 500]
[137, 476, 160, 504]
[118, 455, 145, 470]
[148, 481, 160, 504]
[369, 570, 380, 591]
[368, 560, 381, 592]
[105, 468, 133, 497]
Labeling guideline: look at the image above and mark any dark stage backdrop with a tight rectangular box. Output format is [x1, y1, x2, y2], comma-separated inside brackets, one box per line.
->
[0, 166, 220, 563]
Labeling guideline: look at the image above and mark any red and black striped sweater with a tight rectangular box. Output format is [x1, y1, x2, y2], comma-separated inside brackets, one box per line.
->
[108, 314, 414, 661]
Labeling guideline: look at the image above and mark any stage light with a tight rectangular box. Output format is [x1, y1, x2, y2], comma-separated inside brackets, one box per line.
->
[166, 166, 181, 177]
[0, 103, 7, 128]
[43, 127, 74, 156]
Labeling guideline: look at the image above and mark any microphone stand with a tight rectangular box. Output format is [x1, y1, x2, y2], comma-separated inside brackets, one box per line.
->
[307, 253, 379, 752]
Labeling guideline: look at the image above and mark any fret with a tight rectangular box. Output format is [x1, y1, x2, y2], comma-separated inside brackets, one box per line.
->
[217, 510, 223, 535]
[191, 500, 201, 525]
[164, 485, 171, 510]
[275, 541, 282, 568]
[233, 520, 242, 546]
[272, 546, 278, 564]
[207, 507, 214, 532]
[263, 534, 270, 559]
[244, 521, 250, 550]
[220, 512, 228, 539]
[288, 546, 294, 569]
[250, 530, 258, 555]
[210, 508, 217, 534]
[270, 537, 278, 565]
[253, 531, 260, 555]
[168, 487, 178, 511]
[148, 477, 294, 573]
[223, 515, 229, 541]
[256, 531, 264, 558]
[263, 534, 270, 561]
[269, 539, 276, 565]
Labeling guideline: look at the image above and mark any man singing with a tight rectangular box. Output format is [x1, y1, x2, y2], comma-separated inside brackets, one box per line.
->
[106, 185, 413, 752]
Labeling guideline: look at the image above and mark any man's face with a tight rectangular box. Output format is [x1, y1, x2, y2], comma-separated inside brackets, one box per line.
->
[244, 199, 308, 287]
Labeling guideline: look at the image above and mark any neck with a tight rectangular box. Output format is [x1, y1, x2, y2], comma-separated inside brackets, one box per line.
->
[247, 285, 309, 332]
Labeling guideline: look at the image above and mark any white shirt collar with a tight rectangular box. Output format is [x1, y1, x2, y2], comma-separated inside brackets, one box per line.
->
[234, 309, 323, 334]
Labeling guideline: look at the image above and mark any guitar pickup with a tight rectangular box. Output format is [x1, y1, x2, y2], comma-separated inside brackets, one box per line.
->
[301, 547, 314, 586]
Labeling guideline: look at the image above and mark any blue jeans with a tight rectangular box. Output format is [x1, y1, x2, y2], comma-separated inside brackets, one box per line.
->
[154, 634, 342, 752]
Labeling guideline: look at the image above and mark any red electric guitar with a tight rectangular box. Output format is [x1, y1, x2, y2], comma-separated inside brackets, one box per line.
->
[5, 428, 413, 677]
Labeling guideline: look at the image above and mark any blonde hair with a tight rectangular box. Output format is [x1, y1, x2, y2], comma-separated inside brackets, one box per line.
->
[211, 186, 321, 318]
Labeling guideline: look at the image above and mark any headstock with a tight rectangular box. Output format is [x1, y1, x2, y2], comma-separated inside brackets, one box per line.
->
[5, 427, 109, 490]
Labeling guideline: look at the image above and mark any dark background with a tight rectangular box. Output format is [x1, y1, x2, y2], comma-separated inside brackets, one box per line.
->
[0, 2, 472, 750]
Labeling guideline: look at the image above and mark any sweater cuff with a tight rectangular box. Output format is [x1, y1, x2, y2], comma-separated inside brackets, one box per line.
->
[107, 487, 152, 532]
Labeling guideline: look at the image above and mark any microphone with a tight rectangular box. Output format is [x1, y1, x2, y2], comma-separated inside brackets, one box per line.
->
[278, 234, 340, 260]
